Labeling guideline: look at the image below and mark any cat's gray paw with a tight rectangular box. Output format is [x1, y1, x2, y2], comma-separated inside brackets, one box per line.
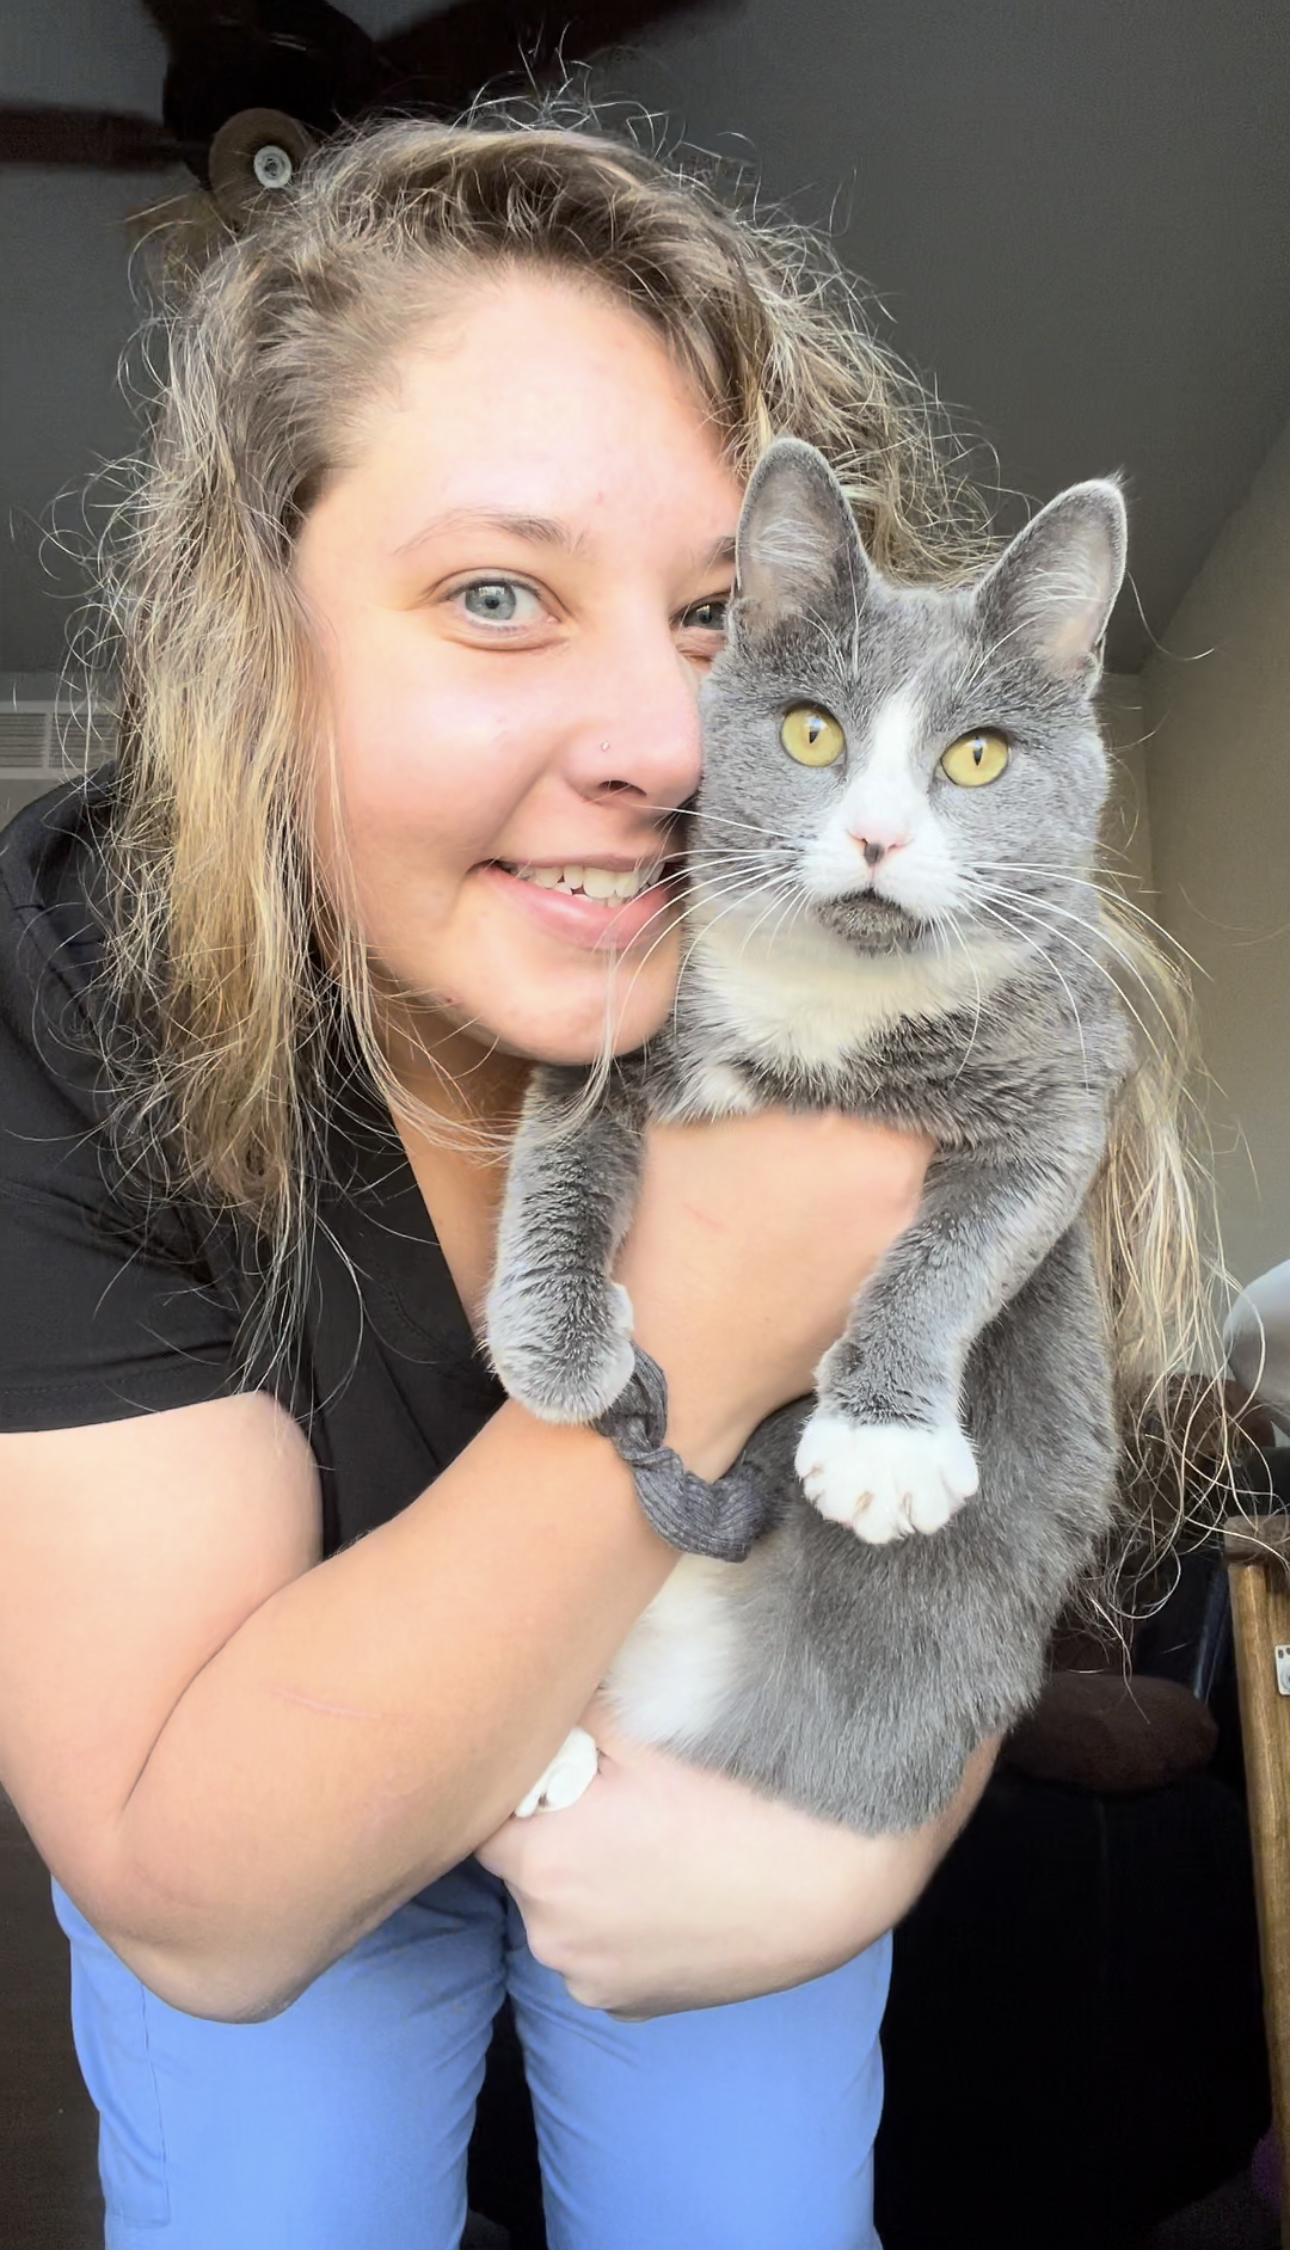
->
[795, 1410, 978, 1543]
[515, 1725, 600, 1818]
[486, 1270, 636, 1423]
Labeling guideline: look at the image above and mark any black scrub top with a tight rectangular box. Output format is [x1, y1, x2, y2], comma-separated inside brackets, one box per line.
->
[0, 775, 504, 1556]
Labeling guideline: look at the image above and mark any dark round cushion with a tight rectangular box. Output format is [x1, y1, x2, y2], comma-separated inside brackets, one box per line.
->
[1003, 1671, 1218, 1792]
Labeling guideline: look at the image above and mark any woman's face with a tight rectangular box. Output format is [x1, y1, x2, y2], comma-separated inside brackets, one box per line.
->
[295, 267, 743, 1077]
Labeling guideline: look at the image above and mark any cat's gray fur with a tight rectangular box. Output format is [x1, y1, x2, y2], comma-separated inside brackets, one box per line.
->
[486, 438, 1133, 1833]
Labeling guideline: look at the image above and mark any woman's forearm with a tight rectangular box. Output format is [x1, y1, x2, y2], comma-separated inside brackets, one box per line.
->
[104, 1405, 674, 2021]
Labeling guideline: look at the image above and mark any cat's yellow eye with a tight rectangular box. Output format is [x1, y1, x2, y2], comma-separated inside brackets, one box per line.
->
[940, 730, 1010, 787]
[781, 706, 845, 767]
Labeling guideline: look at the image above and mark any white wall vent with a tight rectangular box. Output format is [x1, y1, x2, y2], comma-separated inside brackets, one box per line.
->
[0, 699, 118, 779]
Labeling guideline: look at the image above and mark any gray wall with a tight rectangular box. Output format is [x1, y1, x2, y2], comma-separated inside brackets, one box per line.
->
[1, 3, 184, 672]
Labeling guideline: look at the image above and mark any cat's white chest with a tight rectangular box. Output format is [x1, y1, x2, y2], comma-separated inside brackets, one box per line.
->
[688, 908, 1020, 1071]
[607, 1558, 743, 1745]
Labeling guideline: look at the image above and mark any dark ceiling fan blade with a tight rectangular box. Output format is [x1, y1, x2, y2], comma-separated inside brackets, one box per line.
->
[378, 0, 728, 112]
[0, 102, 183, 170]
[136, 0, 260, 34]
[139, 0, 386, 176]
[139, 0, 337, 160]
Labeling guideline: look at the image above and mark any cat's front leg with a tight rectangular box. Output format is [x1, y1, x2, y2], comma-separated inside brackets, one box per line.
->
[798, 1141, 1100, 1544]
[486, 1065, 646, 1423]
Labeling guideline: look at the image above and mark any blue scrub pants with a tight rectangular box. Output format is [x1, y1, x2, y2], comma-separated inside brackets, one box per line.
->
[53, 1861, 888, 2250]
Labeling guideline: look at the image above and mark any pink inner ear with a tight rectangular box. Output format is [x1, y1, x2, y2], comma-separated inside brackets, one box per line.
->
[1042, 596, 1108, 675]
[980, 481, 1125, 682]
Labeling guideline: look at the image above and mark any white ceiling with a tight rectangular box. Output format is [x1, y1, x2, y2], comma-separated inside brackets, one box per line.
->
[4, 0, 1289, 672]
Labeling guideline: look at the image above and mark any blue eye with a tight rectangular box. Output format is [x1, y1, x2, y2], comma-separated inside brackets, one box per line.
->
[683, 597, 728, 632]
[459, 579, 541, 626]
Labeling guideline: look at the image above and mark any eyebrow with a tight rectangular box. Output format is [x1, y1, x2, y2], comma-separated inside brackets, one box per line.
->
[393, 507, 738, 578]
[394, 507, 586, 559]
[698, 534, 739, 574]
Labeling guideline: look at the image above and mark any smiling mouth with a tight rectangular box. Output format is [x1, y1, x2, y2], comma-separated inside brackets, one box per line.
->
[491, 858, 674, 902]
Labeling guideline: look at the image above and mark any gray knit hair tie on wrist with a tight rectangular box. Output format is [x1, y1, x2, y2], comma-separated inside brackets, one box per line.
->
[592, 1346, 773, 1563]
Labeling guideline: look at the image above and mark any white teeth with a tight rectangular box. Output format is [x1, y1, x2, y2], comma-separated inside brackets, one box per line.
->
[506, 860, 665, 900]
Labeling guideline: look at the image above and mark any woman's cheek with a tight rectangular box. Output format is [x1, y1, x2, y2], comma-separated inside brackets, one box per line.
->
[338, 713, 513, 874]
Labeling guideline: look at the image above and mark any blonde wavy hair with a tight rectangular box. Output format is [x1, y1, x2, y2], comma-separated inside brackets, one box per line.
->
[99, 108, 1219, 1541]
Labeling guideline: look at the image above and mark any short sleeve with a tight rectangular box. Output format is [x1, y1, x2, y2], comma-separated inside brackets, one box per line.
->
[0, 781, 243, 1432]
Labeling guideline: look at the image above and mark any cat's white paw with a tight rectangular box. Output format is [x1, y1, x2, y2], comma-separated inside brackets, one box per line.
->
[796, 1412, 978, 1544]
[514, 1725, 600, 1819]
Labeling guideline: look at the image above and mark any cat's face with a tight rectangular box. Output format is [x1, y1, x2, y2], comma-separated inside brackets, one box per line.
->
[695, 440, 1127, 959]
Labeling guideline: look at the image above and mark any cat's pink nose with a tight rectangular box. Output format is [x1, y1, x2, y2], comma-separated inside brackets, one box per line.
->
[854, 834, 908, 868]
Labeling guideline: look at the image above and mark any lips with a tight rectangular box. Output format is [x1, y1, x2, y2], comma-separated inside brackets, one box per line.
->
[477, 858, 683, 952]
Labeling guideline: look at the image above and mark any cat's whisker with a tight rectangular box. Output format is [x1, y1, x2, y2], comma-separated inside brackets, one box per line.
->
[697, 848, 800, 877]
[585, 874, 752, 1084]
[968, 878, 1180, 1047]
[603, 866, 783, 1040]
[667, 880, 805, 1026]
[963, 890, 1095, 1088]
[969, 878, 1169, 1073]
[969, 865, 1209, 978]
[672, 866, 801, 963]
[695, 817, 808, 851]
[733, 874, 811, 967]
[942, 909, 987, 1081]
[781, 876, 819, 949]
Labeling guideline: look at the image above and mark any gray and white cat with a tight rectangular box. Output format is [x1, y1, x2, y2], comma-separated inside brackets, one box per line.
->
[487, 437, 1133, 1833]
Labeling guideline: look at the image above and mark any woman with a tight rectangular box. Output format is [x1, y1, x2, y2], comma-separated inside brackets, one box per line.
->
[0, 117, 1026, 2249]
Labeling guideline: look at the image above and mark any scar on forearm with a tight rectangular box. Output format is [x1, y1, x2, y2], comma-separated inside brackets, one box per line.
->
[271, 1685, 382, 1721]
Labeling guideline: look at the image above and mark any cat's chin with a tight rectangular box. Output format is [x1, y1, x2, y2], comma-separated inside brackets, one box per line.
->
[812, 893, 931, 953]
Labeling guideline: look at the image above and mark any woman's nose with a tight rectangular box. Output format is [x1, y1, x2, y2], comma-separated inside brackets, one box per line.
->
[565, 634, 704, 812]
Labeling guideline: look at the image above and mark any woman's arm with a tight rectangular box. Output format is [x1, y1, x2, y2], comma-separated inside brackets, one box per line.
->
[481, 1708, 997, 2019]
[0, 1111, 929, 2024]
[0, 1395, 671, 2021]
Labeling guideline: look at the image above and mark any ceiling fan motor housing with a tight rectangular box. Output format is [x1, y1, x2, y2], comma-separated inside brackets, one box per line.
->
[208, 107, 315, 225]
[159, 0, 383, 180]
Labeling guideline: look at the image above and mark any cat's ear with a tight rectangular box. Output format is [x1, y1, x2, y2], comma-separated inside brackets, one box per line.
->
[975, 480, 1127, 683]
[734, 438, 871, 633]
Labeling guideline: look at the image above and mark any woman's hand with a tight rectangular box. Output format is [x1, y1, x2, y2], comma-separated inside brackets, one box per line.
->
[617, 1112, 932, 1479]
[478, 1701, 995, 2019]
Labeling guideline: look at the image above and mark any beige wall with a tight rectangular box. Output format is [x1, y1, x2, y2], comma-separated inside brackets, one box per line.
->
[1142, 414, 1290, 1288]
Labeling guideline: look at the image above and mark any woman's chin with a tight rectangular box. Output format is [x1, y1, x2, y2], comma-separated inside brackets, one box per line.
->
[450, 933, 679, 1065]
[383, 922, 680, 1072]
[471, 983, 674, 1067]
[500, 1005, 667, 1067]
[398, 983, 666, 1070]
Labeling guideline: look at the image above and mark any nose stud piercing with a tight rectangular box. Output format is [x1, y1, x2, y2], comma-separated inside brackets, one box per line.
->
[599, 740, 612, 752]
